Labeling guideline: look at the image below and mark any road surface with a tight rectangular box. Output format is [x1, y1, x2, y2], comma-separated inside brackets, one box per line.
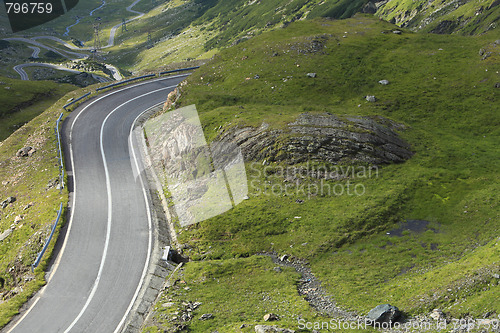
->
[6, 74, 188, 333]
[27, 46, 40, 58]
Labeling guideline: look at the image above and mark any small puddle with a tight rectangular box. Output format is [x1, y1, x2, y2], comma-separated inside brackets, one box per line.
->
[386, 219, 438, 237]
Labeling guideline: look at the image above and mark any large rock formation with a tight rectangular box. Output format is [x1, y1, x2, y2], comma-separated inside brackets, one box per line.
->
[216, 113, 413, 165]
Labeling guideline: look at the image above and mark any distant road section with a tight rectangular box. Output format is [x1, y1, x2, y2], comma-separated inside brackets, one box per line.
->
[12, 63, 110, 82]
[4, 37, 87, 59]
[27, 46, 40, 58]
[31, 0, 145, 50]
[6, 74, 188, 333]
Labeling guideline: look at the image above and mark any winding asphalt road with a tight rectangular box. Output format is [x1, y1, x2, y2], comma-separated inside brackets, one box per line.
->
[12, 63, 110, 82]
[6, 74, 188, 333]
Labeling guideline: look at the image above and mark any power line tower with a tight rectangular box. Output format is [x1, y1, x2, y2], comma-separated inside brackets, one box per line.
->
[92, 21, 102, 59]
[122, 18, 127, 33]
[147, 31, 153, 49]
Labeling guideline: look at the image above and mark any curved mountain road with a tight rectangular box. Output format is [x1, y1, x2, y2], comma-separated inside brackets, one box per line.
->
[12, 63, 110, 82]
[5, 75, 187, 333]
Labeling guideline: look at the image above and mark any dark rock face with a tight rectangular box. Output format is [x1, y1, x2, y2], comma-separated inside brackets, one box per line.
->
[430, 20, 459, 34]
[366, 304, 401, 324]
[362, 1, 378, 14]
[217, 113, 413, 165]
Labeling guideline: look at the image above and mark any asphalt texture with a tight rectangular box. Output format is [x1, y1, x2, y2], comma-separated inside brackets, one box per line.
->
[6, 75, 187, 333]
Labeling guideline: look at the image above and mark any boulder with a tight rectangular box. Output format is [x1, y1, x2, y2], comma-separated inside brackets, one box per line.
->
[392, 30, 402, 35]
[199, 313, 213, 320]
[378, 79, 389, 85]
[366, 304, 401, 325]
[263, 313, 279, 321]
[430, 309, 445, 321]
[255, 325, 295, 333]
[16, 147, 35, 157]
[1, 197, 16, 209]
[0, 229, 12, 242]
[365, 95, 376, 102]
[494, 82, 500, 88]
[306, 73, 317, 78]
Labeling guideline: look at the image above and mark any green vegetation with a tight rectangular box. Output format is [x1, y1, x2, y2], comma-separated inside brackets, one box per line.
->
[0, 76, 75, 141]
[377, 0, 500, 34]
[145, 15, 499, 332]
[0, 82, 98, 328]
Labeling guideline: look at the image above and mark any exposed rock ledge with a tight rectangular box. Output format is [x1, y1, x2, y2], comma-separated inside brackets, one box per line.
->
[216, 113, 413, 165]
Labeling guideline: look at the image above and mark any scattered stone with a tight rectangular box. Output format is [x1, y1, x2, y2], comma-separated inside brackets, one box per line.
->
[0, 229, 12, 242]
[255, 325, 295, 333]
[254, 74, 260, 79]
[1, 197, 16, 209]
[366, 304, 401, 325]
[378, 79, 389, 85]
[14, 215, 23, 224]
[493, 273, 500, 279]
[295, 199, 304, 204]
[365, 95, 376, 102]
[273, 267, 282, 273]
[306, 73, 317, 78]
[199, 313, 213, 320]
[392, 30, 402, 34]
[47, 178, 59, 190]
[263, 313, 279, 321]
[162, 302, 175, 308]
[16, 146, 35, 157]
[494, 82, 500, 88]
[430, 309, 445, 321]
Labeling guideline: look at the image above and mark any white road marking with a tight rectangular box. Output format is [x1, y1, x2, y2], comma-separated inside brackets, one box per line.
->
[63, 86, 175, 333]
[113, 102, 163, 333]
[6, 75, 187, 333]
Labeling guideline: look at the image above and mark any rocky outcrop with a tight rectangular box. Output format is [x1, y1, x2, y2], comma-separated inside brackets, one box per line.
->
[376, 0, 499, 34]
[366, 304, 401, 324]
[216, 113, 413, 165]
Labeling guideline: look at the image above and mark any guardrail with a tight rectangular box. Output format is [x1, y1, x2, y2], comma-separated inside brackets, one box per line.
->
[96, 73, 157, 92]
[158, 66, 199, 76]
[30, 65, 200, 271]
[56, 112, 65, 191]
[32, 202, 63, 272]
[63, 92, 91, 110]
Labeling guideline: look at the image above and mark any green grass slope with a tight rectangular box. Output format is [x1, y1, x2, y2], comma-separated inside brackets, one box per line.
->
[107, 0, 373, 72]
[0, 76, 76, 141]
[0, 83, 96, 328]
[377, 0, 500, 34]
[145, 15, 499, 332]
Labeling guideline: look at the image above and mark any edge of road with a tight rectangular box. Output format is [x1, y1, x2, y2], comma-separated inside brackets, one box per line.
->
[3, 75, 187, 333]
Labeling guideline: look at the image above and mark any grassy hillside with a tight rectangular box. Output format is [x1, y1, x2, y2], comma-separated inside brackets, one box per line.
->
[377, 0, 500, 34]
[0, 76, 76, 141]
[0, 83, 96, 328]
[144, 15, 499, 332]
[107, 0, 374, 72]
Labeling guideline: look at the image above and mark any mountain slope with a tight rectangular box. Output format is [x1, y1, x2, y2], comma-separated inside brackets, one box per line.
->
[376, 0, 500, 34]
